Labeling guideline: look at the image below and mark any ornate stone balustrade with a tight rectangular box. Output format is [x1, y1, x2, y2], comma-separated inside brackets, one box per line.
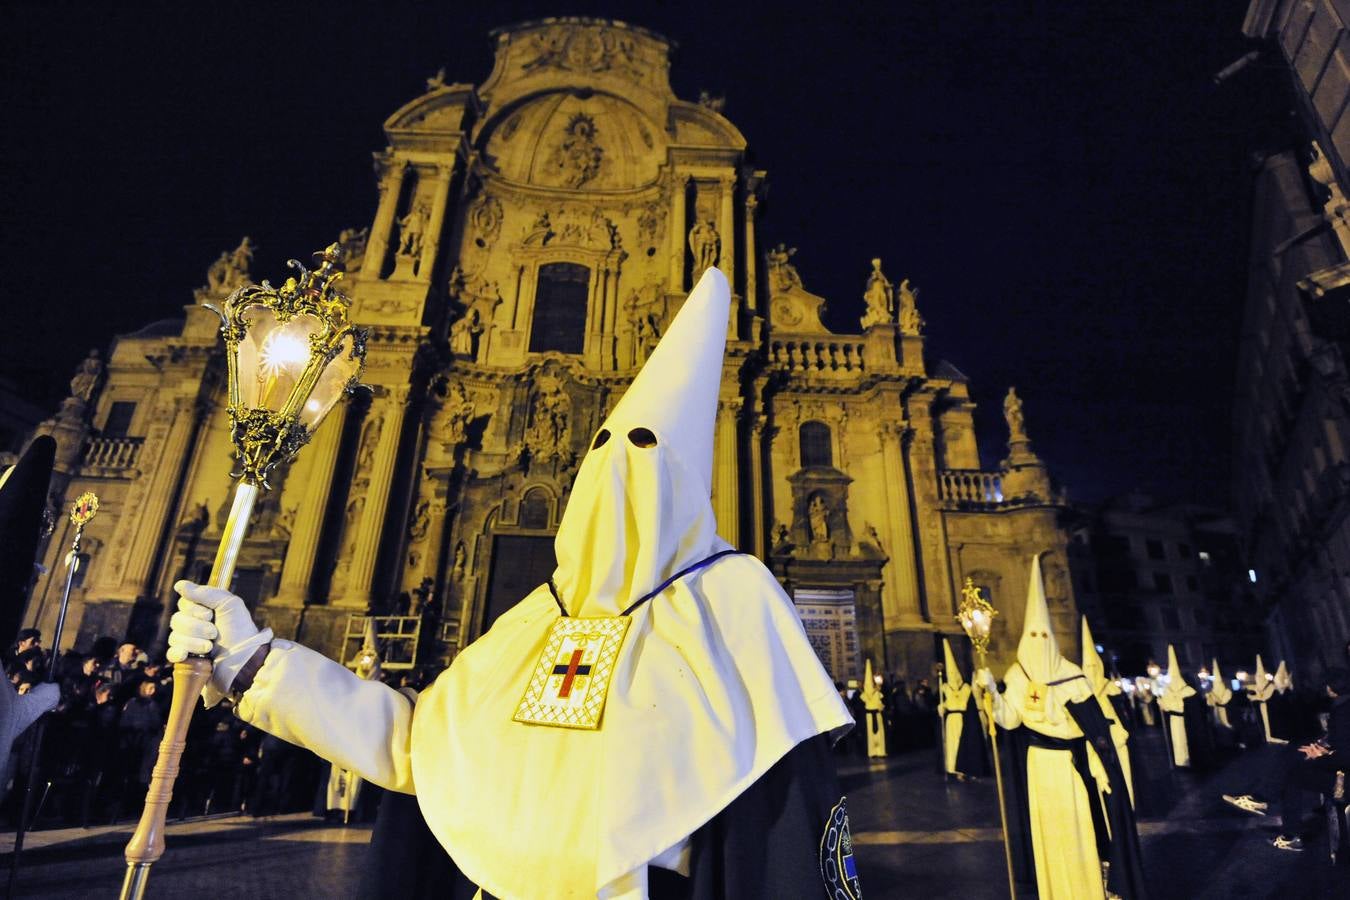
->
[768, 339, 866, 374]
[82, 436, 143, 472]
[938, 469, 1005, 507]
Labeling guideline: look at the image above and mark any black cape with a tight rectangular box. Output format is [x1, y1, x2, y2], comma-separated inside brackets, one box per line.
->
[1001, 697, 1149, 900]
[1161, 691, 1214, 770]
[945, 691, 990, 778]
[358, 733, 860, 900]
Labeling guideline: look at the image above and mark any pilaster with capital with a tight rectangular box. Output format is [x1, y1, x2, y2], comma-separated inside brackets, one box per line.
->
[905, 400, 954, 620]
[669, 172, 690, 291]
[718, 175, 736, 286]
[713, 396, 743, 547]
[744, 193, 759, 313]
[877, 419, 923, 628]
[361, 157, 409, 280]
[334, 385, 410, 608]
[275, 402, 349, 605]
[747, 411, 768, 558]
[117, 395, 199, 598]
[417, 163, 456, 281]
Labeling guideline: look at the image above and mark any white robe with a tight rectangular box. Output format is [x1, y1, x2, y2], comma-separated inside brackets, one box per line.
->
[938, 681, 971, 775]
[987, 662, 1106, 900]
[1158, 686, 1193, 768]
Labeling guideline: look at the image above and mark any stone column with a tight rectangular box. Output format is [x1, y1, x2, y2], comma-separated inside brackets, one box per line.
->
[744, 193, 759, 313]
[719, 174, 735, 285]
[361, 158, 408, 280]
[117, 397, 197, 596]
[878, 420, 924, 628]
[748, 413, 767, 558]
[669, 172, 689, 291]
[275, 402, 349, 605]
[417, 164, 454, 280]
[335, 386, 408, 609]
[713, 397, 742, 547]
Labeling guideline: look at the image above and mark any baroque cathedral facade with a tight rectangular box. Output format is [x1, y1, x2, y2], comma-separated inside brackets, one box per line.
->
[25, 19, 1077, 683]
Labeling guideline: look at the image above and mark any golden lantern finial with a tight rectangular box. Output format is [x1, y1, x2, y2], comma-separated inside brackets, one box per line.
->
[956, 576, 998, 665]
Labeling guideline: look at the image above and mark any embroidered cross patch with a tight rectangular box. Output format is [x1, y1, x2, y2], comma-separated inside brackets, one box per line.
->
[1026, 681, 1048, 714]
[513, 616, 631, 730]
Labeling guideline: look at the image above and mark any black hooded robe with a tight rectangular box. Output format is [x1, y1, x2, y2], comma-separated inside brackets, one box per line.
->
[358, 733, 861, 900]
[948, 692, 990, 778]
[1000, 698, 1149, 900]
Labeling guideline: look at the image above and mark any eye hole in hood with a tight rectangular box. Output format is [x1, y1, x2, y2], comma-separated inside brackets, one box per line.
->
[627, 427, 657, 448]
[591, 429, 611, 450]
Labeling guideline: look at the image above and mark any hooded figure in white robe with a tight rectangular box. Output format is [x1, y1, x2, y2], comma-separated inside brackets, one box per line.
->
[1247, 654, 1285, 745]
[977, 554, 1147, 900]
[1157, 645, 1197, 768]
[1082, 617, 1133, 803]
[1207, 659, 1233, 729]
[325, 618, 383, 823]
[169, 269, 856, 900]
[860, 659, 887, 758]
[937, 638, 987, 779]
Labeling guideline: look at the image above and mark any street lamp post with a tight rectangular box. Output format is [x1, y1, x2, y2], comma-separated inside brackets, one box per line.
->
[119, 245, 367, 900]
[957, 576, 1017, 900]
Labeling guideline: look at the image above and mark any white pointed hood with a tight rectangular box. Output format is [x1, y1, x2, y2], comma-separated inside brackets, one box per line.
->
[412, 268, 851, 900]
[861, 658, 884, 710]
[943, 638, 964, 688]
[1016, 552, 1065, 683]
[1208, 658, 1232, 705]
[552, 267, 728, 617]
[1161, 644, 1195, 705]
[1274, 660, 1293, 693]
[1254, 654, 1269, 683]
[1249, 654, 1274, 702]
[1081, 616, 1119, 697]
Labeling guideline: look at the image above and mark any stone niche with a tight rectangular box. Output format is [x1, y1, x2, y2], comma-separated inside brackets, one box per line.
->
[787, 467, 854, 560]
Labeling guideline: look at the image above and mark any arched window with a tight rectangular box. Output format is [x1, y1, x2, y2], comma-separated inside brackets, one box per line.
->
[519, 487, 551, 530]
[799, 421, 832, 468]
[529, 262, 590, 354]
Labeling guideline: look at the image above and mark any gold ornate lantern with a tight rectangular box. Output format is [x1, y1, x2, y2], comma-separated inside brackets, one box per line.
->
[955, 575, 1015, 899]
[121, 245, 366, 900]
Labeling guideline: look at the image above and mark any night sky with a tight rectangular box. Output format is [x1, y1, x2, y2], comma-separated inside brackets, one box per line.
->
[1, 3, 1288, 506]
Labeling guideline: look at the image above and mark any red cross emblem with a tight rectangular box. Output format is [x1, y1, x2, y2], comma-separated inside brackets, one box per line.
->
[551, 648, 593, 699]
[1029, 689, 1041, 703]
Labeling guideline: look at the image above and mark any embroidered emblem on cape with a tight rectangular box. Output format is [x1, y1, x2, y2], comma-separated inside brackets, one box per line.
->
[1025, 681, 1048, 714]
[513, 616, 631, 730]
[820, 796, 862, 899]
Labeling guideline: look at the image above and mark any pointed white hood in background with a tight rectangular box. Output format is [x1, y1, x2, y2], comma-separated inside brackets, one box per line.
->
[552, 267, 729, 617]
[1209, 658, 1232, 705]
[1249, 654, 1274, 701]
[1081, 616, 1116, 697]
[943, 638, 964, 688]
[1016, 552, 1065, 684]
[861, 658, 884, 709]
[1274, 660, 1293, 693]
[1159, 643, 1196, 713]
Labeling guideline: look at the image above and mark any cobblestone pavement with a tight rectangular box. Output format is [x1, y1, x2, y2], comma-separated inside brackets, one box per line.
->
[2, 729, 1344, 898]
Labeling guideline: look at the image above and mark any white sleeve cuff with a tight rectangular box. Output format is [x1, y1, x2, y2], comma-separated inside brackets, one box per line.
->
[202, 627, 274, 708]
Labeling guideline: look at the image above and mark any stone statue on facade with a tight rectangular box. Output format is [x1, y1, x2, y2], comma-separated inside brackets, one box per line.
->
[808, 494, 831, 543]
[697, 90, 726, 113]
[273, 505, 296, 541]
[356, 415, 384, 475]
[549, 113, 604, 188]
[396, 202, 429, 260]
[1004, 387, 1026, 442]
[426, 67, 447, 90]
[452, 541, 467, 581]
[199, 237, 255, 299]
[689, 219, 720, 277]
[408, 500, 431, 543]
[337, 227, 369, 271]
[524, 375, 572, 464]
[68, 349, 103, 404]
[449, 308, 483, 358]
[859, 258, 893, 330]
[766, 243, 802, 293]
[897, 278, 923, 335]
[439, 382, 476, 446]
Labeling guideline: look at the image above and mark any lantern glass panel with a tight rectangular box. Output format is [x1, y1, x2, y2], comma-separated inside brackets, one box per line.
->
[238, 308, 323, 413]
[300, 333, 359, 430]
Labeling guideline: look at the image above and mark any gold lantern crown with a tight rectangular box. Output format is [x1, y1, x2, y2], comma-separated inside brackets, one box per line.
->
[205, 243, 369, 487]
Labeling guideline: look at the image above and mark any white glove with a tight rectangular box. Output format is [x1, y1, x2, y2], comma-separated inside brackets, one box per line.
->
[167, 579, 273, 707]
[975, 668, 998, 695]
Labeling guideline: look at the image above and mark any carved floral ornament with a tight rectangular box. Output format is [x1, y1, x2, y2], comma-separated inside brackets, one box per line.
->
[519, 24, 641, 77]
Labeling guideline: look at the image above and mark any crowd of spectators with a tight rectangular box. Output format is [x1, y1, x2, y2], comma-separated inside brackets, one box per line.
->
[835, 673, 941, 757]
[1, 629, 436, 832]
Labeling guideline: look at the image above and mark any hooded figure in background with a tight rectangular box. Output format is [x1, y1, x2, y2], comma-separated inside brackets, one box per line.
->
[1082, 618, 1133, 803]
[1207, 659, 1234, 730]
[1248, 654, 1286, 745]
[1157, 644, 1211, 770]
[860, 658, 887, 758]
[937, 637, 988, 779]
[977, 554, 1147, 900]
[1266, 659, 1304, 742]
[0, 436, 56, 654]
[324, 618, 383, 824]
[169, 269, 856, 900]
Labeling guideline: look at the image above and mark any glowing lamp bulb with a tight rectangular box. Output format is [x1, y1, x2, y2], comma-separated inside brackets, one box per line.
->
[260, 331, 310, 375]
